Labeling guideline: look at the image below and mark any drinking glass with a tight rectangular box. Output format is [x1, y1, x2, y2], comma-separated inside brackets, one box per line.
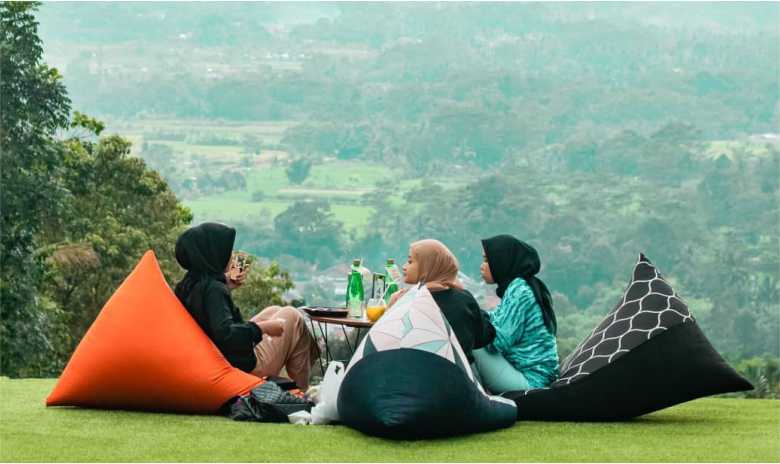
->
[366, 298, 386, 322]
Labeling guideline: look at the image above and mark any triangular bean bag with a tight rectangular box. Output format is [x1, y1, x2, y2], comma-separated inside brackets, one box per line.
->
[337, 285, 517, 439]
[47, 250, 263, 413]
[506, 253, 752, 421]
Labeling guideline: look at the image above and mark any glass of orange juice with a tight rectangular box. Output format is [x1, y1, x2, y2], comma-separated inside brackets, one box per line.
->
[366, 298, 386, 322]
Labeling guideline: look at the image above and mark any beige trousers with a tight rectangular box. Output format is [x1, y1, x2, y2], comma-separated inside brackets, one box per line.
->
[250, 306, 316, 389]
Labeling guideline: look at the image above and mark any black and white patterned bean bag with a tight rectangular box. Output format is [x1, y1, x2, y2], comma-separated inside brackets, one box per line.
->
[505, 253, 752, 421]
[337, 285, 517, 439]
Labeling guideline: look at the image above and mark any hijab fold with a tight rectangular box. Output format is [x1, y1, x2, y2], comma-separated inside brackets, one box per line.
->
[174, 223, 236, 306]
[410, 239, 463, 292]
[482, 235, 557, 335]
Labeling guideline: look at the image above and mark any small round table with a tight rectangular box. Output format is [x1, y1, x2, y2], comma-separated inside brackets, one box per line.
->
[304, 312, 374, 374]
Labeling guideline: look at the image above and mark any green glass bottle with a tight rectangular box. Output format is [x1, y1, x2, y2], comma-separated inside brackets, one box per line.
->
[347, 258, 365, 318]
[384, 258, 402, 304]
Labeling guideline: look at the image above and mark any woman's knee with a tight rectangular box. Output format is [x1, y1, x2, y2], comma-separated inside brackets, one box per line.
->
[253, 305, 282, 321]
[274, 307, 308, 335]
[263, 305, 284, 314]
[278, 306, 303, 324]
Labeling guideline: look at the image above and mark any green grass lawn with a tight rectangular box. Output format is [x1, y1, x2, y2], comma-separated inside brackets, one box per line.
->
[1, 378, 778, 462]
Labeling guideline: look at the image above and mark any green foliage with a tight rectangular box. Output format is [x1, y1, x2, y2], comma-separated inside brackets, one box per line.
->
[286, 157, 312, 185]
[39, 4, 778, 174]
[281, 123, 342, 158]
[271, 200, 346, 267]
[0, 1, 72, 377]
[14, 3, 777, 373]
[70, 111, 104, 136]
[231, 260, 295, 320]
[354, 132, 779, 359]
[39, 133, 193, 354]
[734, 356, 780, 399]
[2, 3, 215, 378]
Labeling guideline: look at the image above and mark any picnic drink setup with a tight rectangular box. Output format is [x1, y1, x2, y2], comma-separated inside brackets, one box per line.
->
[346, 259, 365, 318]
[344, 257, 402, 321]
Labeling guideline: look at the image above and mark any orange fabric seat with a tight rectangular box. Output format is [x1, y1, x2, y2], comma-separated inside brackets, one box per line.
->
[47, 251, 262, 413]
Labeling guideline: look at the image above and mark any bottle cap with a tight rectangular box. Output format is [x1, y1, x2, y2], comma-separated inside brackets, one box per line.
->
[352, 258, 361, 266]
[387, 258, 395, 265]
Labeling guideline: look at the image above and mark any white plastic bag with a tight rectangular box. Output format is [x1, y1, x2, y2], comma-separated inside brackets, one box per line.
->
[310, 361, 345, 425]
[288, 410, 312, 425]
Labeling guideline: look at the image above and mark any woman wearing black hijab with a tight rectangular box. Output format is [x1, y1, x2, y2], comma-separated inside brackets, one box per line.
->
[174, 223, 316, 389]
[472, 234, 559, 393]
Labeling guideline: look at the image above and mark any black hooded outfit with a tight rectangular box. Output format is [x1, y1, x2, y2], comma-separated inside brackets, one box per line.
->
[174, 223, 262, 372]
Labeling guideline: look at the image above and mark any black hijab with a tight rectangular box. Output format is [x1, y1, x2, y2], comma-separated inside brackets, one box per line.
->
[174, 222, 236, 304]
[482, 235, 557, 335]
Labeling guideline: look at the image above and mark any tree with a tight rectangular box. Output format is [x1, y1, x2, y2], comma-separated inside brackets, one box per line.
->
[241, 134, 263, 155]
[272, 200, 345, 267]
[0, 2, 72, 376]
[286, 157, 312, 185]
[0, 3, 197, 375]
[140, 142, 174, 173]
[281, 123, 340, 158]
[0, 3, 306, 377]
[40, 130, 193, 355]
[231, 260, 295, 320]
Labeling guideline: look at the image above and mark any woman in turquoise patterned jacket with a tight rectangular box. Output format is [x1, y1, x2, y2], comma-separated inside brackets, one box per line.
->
[473, 235, 560, 393]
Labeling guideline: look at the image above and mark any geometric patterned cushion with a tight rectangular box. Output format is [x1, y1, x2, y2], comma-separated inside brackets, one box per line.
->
[338, 284, 516, 438]
[346, 285, 485, 393]
[505, 253, 753, 421]
[556, 253, 694, 386]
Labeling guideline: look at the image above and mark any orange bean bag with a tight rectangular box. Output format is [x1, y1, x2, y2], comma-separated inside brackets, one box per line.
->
[47, 250, 263, 413]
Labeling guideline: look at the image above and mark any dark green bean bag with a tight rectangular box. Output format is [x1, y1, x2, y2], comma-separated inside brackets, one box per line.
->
[337, 286, 517, 439]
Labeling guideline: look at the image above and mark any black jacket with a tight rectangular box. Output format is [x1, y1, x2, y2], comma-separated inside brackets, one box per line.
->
[174, 222, 262, 372]
[182, 276, 262, 372]
[431, 288, 495, 364]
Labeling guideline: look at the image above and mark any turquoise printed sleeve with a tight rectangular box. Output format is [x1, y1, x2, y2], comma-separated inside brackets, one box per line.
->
[486, 278, 560, 388]
[489, 283, 536, 354]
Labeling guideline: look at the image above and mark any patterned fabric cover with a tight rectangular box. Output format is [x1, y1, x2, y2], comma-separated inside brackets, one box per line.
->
[555, 253, 694, 387]
[337, 284, 517, 438]
[346, 284, 513, 406]
[508, 253, 751, 421]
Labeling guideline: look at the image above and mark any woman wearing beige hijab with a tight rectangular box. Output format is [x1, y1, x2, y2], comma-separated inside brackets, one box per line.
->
[388, 239, 495, 365]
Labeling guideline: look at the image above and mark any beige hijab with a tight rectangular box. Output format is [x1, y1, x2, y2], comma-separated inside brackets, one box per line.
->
[410, 239, 464, 292]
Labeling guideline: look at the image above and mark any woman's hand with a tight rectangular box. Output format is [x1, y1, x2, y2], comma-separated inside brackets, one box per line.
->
[387, 288, 409, 308]
[256, 319, 284, 337]
[225, 271, 247, 290]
